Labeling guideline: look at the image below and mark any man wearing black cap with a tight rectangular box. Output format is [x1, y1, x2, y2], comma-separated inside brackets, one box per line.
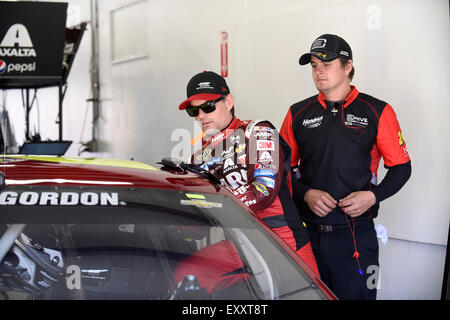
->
[280, 34, 411, 299]
[178, 71, 320, 278]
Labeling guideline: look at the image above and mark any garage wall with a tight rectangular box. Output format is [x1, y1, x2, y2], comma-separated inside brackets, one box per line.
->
[95, 0, 245, 162]
[95, 0, 450, 299]
[2, 0, 449, 299]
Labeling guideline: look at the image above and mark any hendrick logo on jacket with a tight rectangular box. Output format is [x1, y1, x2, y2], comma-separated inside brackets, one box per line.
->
[302, 116, 323, 128]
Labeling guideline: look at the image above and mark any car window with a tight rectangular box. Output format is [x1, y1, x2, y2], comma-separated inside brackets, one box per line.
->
[0, 186, 327, 300]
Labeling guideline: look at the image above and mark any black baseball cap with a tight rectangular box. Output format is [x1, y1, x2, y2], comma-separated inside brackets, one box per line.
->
[299, 34, 352, 65]
[178, 71, 230, 110]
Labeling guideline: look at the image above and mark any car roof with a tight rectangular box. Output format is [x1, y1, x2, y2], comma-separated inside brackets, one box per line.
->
[0, 155, 224, 194]
[0, 155, 337, 299]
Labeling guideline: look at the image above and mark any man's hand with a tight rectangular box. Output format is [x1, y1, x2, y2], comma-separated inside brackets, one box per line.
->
[338, 191, 376, 218]
[304, 189, 337, 217]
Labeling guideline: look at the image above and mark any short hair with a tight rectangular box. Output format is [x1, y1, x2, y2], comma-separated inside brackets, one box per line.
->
[339, 57, 355, 82]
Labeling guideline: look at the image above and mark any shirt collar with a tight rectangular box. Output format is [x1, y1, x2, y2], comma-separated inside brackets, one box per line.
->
[318, 86, 359, 109]
[202, 117, 241, 146]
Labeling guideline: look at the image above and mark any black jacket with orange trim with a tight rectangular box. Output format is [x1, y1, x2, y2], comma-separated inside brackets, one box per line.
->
[280, 86, 411, 225]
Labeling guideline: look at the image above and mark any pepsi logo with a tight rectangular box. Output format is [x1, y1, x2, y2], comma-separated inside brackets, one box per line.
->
[0, 60, 6, 75]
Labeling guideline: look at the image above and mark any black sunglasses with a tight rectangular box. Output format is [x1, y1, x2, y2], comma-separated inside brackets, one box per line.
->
[186, 96, 225, 117]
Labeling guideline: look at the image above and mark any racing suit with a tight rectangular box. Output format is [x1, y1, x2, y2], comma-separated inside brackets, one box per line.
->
[190, 117, 318, 274]
[174, 117, 319, 295]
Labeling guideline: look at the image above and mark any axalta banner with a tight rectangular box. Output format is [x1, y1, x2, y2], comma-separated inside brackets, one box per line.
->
[0, 1, 67, 88]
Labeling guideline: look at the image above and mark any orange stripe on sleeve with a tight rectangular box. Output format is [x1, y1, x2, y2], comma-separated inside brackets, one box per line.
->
[280, 109, 300, 167]
[376, 104, 410, 167]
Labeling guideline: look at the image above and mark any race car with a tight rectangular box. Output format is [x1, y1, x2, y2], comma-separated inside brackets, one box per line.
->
[0, 155, 336, 300]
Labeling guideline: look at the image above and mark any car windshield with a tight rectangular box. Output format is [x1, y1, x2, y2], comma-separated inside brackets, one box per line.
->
[0, 186, 327, 300]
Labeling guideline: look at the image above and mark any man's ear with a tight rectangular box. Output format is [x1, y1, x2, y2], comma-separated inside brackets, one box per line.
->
[224, 94, 234, 111]
[345, 59, 353, 76]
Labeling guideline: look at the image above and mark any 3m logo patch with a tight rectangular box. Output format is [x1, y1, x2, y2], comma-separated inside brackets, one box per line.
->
[256, 140, 275, 151]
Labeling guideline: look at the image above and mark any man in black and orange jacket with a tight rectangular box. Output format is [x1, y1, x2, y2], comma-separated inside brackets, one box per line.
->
[280, 34, 411, 300]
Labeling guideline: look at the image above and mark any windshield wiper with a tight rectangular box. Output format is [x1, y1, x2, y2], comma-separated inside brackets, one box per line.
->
[159, 157, 222, 190]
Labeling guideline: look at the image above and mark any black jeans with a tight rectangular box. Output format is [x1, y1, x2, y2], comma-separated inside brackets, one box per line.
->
[308, 221, 379, 300]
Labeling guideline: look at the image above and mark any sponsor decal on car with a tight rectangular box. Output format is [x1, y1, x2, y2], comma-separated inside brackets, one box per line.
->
[180, 199, 223, 209]
[0, 191, 122, 206]
[1, 155, 158, 171]
[185, 193, 206, 200]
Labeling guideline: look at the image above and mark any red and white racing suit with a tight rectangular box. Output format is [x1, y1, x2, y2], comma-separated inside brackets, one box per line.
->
[175, 117, 319, 289]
